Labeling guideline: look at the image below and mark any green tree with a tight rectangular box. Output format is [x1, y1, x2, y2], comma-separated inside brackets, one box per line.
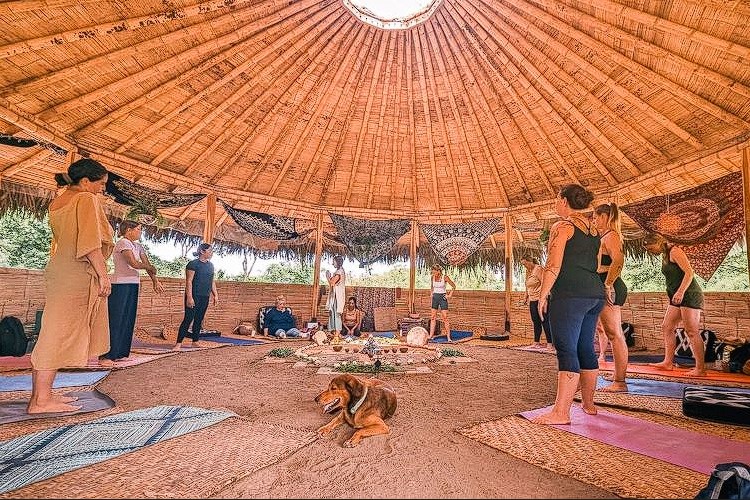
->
[0, 211, 52, 269]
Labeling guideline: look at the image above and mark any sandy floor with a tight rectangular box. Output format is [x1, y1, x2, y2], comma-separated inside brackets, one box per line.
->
[93, 341, 616, 499]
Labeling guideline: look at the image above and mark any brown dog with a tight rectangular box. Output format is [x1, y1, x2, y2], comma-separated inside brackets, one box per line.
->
[314, 374, 397, 447]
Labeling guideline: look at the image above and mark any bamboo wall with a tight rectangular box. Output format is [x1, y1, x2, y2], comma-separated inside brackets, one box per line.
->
[2, 267, 748, 350]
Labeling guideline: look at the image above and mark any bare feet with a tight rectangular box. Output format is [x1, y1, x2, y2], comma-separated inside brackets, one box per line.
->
[115, 357, 133, 362]
[98, 358, 115, 368]
[649, 361, 676, 370]
[686, 368, 707, 377]
[581, 403, 598, 415]
[27, 401, 82, 414]
[598, 381, 628, 393]
[172, 343, 182, 351]
[190, 341, 206, 348]
[53, 394, 80, 404]
[530, 411, 570, 425]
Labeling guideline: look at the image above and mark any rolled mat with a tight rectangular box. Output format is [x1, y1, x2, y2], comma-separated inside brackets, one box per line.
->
[0, 388, 115, 425]
[596, 375, 750, 399]
[198, 335, 266, 346]
[520, 405, 750, 475]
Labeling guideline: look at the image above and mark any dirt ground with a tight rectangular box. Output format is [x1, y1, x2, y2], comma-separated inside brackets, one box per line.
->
[97, 341, 617, 499]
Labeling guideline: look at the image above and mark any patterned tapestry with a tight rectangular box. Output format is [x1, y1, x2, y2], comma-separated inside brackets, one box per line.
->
[0, 133, 67, 155]
[355, 287, 396, 333]
[420, 218, 501, 266]
[328, 213, 411, 266]
[221, 200, 304, 241]
[620, 172, 745, 281]
[105, 172, 206, 209]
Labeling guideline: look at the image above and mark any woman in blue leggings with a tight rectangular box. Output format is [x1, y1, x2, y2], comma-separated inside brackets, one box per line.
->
[534, 184, 605, 425]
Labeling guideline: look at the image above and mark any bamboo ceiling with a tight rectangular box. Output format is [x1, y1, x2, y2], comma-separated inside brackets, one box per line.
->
[0, 0, 749, 254]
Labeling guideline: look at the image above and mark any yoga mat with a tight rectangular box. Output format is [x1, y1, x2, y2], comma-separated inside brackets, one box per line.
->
[430, 330, 474, 343]
[0, 372, 109, 392]
[198, 335, 265, 346]
[373, 332, 396, 338]
[599, 360, 750, 384]
[0, 355, 32, 372]
[606, 354, 696, 366]
[0, 405, 236, 494]
[0, 389, 115, 425]
[520, 405, 750, 475]
[511, 345, 554, 353]
[597, 375, 750, 399]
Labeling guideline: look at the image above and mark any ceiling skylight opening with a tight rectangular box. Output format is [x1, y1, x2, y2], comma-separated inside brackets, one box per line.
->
[343, 0, 443, 30]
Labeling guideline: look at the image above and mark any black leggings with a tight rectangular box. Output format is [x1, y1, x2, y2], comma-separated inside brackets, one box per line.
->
[178, 295, 210, 342]
[529, 301, 552, 343]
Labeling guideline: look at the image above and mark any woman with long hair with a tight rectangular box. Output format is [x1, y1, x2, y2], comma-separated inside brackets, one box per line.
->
[521, 257, 552, 350]
[342, 296, 363, 337]
[105, 220, 163, 362]
[326, 255, 346, 336]
[429, 264, 456, 342]
[533, 184, 605, 425]
[28, 158, 114, 414]
[174, 242, 218, 350]
[592, 203, 629, 392]
[642, 232, 706, 377]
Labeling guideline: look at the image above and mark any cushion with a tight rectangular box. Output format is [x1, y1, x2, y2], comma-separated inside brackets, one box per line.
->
[258, 306, 293, 333]
[682, 386, 750, 426]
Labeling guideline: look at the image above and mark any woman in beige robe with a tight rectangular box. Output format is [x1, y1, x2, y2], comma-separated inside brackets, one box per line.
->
[28, 159, 114, 414]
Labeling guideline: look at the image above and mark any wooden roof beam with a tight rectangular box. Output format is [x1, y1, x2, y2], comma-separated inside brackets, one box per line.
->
[435, 8, 553, 201]
[0, 149, 53, 179]
[441, 4, 582, 189]
[457, 2, 619, 185]
[343, 30, 387, 207]
[0, 0, 261, 59]
[150, 5, 343, 169]
[490, 0, 703, 150]
[406, 31, 419, 213]
[529, 0, 750, 127]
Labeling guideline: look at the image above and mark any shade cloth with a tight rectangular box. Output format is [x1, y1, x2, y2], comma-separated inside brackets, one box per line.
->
[105, 172, 206, 211]
[420, 218, 500, 266]
[328, 213, 410, 267]
[221, 200, 308, 241]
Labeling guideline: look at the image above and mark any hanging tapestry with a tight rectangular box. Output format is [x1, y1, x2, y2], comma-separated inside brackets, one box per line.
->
[355, 287, 396, 333]
[105, 172, 206, 209]
[420, 218, 501, 266]
[221, 200, 303, 241]
[328, 213, 411, 267]
[620, 172, 744, 281]
[0, 133, 67, 155]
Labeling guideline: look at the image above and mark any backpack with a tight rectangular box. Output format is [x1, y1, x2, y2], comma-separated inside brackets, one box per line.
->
[728, 343, 750, 373]
[0, 316, 28, 357]
[621, 322, 635, 348]
[675, 328, 719, 362]
[695, 462, 750, 500]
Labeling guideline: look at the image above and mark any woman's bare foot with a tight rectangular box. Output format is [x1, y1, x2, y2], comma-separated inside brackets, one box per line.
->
[530, 411, 570, 425]
[172, 343, 182, 351]
[598, 381, 628, 393]
[53, 394, 80, 404]
[98, 358, 115, 368]
[27, 401, 82, 414]
[686, 368, 707, 377]
[115, 357, 132, 362]
[649, 361, 676, 370]
[581, 403, 598, 415]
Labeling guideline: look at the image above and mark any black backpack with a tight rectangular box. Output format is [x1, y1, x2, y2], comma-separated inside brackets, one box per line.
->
[0, 316, 28, 357]
[728, 343, 750, 373]
[695, 462, 750, 500]
[621, 322, 635, 348]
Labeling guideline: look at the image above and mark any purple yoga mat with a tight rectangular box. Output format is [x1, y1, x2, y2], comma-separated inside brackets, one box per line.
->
[521, 405, 750, 475]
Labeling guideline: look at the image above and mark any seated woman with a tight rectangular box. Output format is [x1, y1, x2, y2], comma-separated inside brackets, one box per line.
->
[342, 296, 363, 337]
[263, 295, 302, 338]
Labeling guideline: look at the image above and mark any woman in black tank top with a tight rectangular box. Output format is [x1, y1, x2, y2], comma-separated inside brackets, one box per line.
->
[643, 233, 706, 377]
[592, 203, 629, 392]
[532, 184, 605, 426]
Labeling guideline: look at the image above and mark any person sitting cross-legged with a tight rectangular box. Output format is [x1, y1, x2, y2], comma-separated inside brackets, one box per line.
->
[263, 295, 302, 338]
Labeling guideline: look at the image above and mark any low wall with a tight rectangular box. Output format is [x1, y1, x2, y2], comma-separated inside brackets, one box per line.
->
[2, 267, 748, 349]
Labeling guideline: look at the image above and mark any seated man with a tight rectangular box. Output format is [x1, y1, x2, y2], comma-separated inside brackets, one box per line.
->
[263, 295, 302, 338]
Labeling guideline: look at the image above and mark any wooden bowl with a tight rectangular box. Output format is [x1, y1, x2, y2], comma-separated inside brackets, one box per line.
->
[399, 346, 408, 353]
[332, 345, 343, 352]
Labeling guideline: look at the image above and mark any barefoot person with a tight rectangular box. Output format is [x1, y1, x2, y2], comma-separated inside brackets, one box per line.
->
[533, 184, 605, 425]
[325, 255, 346, 337]
[642, 233, 706, 377]
[521, 257, 552, 350]
[28, 159, 114, 414]
[593, 203, 629, 392]
[174, 243, 218, 350]
[429, 265, 456, 342]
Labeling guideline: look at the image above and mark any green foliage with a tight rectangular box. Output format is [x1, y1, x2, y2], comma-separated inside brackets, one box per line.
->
[268, 347, 295, 358]
[334, 360, 397, 373]
[439, 347, 466, 357]
[0, 211, 52, 269]
[141, 245, 189, 278]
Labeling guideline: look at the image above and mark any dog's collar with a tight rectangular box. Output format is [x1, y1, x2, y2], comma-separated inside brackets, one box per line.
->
[348, 386, 368, 414]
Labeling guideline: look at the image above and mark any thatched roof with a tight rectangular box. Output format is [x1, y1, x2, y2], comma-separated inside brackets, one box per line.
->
[0, 0, 749, 265]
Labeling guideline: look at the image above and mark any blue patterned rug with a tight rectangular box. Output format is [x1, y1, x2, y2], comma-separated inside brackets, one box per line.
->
[0, 405, 235, 494]
[0, 371, 109, 392]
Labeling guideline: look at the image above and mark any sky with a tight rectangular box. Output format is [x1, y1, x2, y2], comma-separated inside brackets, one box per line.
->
[349, 0, 436, 19]
[145, 237, 392, 278]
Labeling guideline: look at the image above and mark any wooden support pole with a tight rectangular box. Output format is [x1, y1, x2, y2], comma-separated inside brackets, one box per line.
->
[742, 147, 750, 286]
[504, 212, 513, 333]
[409, 220, 418, 314]
[202, 193, 216, 244]
[311, 212, 324, 321]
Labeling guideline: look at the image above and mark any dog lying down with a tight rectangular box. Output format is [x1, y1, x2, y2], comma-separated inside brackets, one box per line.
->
[314, 374, 397, 447]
